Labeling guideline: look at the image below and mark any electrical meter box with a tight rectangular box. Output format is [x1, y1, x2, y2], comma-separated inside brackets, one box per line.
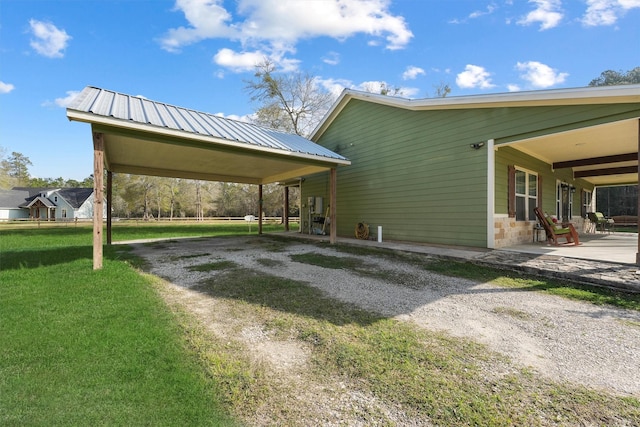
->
[315, 197, 323, 214]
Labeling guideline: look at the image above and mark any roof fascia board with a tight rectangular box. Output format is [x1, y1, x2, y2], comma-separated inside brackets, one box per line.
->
[69, 110, 350, 167]
[349, 84, 640, 110]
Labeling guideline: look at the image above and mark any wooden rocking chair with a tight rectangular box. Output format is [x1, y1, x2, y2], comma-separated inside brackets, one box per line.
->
[533, 207, 576, 245]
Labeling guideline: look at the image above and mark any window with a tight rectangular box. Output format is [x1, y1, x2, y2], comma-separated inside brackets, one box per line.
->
[515, 169, 537, 221]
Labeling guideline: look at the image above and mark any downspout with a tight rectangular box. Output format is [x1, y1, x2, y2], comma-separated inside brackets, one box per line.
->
[487, 139, 496, 249]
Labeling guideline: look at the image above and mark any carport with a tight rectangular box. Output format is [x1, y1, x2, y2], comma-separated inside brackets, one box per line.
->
[66, 86, 350, 269]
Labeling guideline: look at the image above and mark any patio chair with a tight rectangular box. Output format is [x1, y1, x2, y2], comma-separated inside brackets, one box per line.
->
[587, 212, 614, 233]
[534, 207, 577, 246]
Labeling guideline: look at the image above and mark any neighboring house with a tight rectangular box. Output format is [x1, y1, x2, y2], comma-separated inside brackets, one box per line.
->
[301, 85, 640, 249]
[0, 187, 99, 220]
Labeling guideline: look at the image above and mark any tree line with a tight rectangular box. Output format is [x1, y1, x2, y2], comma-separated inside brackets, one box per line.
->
[0, 149, 296, 219]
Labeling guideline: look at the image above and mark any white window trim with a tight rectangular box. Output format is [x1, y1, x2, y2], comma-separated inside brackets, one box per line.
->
[515, 166, 538, 221]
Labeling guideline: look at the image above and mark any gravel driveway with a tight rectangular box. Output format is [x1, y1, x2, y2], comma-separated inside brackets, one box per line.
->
[131, 235, 640, 398]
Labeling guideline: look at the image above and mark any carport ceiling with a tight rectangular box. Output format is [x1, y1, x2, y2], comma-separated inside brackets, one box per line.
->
[67, 86, 350, 185]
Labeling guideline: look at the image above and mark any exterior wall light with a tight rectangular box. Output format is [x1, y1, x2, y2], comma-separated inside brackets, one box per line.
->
[470, 142, 485, 149]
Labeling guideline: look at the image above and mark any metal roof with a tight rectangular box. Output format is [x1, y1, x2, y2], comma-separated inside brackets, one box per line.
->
[68, 86, 347, 162]
[66, 86, 349, 185]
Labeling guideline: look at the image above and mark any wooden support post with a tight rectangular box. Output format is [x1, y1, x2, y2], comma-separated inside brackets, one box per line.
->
[330, 168, 337, 244]
[258, 184, 263, 235]
[107, 170, 112, 245]
[284, 186, 290, 231]
[93, 132, 104, 270]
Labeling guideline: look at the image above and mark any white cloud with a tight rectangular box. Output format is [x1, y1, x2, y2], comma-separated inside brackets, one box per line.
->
[212, 46, 302, 74]
[159, 0, 237, 52]
[214, 112, 252, 123]
[456, 65, 495, 89]
[213, 48, 266, 72]
[357, 80, 388, 93]
[42, 90, 80, 108]
[29, 19, 71, 58]
[322, 51, 340, 66]
[516, 61, 568, 88]
[582, 0, 640, 26]
[54, 90, 80, 107]
[507, 84, 521, 92]
[356, 80, 418, 97]
[517, 0, 563, 30]
[449, 4, 497, 24]
[317, 78, 417, 99]
[161, 0, 413, 69]
[402, 66, 426, 80]
[470, 4, 497, 19]
[236, 0, 412, 50]
[318, 77, 352, 98]
[0, 81, 15, 94]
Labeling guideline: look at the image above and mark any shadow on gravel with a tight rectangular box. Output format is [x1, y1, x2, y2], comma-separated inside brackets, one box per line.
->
[194, 268, 384, 327]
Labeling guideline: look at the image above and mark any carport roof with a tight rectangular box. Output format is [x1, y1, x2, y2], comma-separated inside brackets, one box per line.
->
[66, 86, 350, 185]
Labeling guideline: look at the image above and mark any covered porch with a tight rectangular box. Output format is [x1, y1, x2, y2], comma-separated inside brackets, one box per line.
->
[489, 85, 640, 263]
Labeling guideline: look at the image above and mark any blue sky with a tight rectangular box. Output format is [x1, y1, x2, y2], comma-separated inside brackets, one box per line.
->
[1, 0, 639, 181]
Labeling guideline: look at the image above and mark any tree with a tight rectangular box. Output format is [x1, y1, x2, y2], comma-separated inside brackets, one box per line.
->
[245, 60, 333, 137]
[1, 151, 32, 187]
[588, 67, 640, 86]
[433, 82, 451, 98]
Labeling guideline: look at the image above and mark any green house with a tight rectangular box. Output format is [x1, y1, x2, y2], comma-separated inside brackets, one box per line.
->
[301, 85, 640, 249]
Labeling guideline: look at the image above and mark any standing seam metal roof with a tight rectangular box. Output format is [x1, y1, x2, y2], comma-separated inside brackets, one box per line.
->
[68, 86, 347, 161]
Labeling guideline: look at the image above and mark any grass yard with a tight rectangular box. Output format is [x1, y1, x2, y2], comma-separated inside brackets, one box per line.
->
[0, 223, 257, 426]
[2, 223, 640, 426]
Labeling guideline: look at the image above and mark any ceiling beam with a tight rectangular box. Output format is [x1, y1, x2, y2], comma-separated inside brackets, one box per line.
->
[574, 165, 638, 178]
[553, 152, 638, 169]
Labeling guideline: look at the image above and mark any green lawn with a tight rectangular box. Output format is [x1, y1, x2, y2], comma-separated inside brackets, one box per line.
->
[2, 223, 639, 426]
[0, 223, 251, 426]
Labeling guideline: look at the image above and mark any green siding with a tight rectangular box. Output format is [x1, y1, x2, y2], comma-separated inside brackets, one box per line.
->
[493, 104, 640, 143]
[307, 100, 489, 247]
[305, 100, 637, 248]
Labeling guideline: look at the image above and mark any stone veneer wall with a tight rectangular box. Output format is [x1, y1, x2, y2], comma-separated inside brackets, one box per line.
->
[494, 216, 587, 249]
